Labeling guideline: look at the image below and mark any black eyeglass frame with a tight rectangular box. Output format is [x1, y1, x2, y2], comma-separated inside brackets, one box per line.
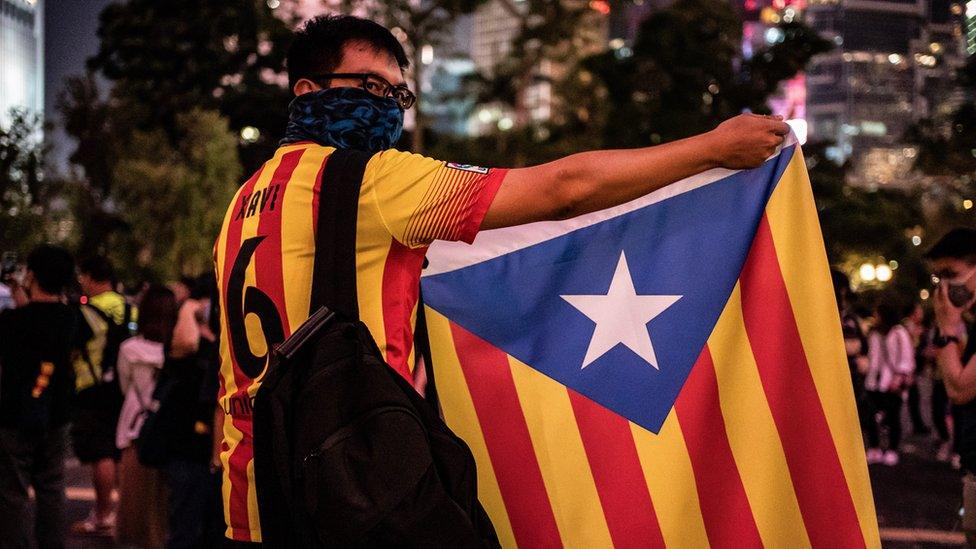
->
[310, 72, 416, 110]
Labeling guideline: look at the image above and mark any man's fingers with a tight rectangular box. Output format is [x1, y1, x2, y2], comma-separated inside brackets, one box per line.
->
[770, 121, 791, 136]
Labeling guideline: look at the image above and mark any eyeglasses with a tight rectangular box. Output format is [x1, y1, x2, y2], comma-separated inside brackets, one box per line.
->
[311, 72, 416, 110]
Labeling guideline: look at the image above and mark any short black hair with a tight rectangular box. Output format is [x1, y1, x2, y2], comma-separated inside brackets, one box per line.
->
[138, 285, 178, 345]
[925, 228, 976, 263]
[27, 245, 75, 295]
[286, 15, 409, 91]
[78, 255, 115, 283]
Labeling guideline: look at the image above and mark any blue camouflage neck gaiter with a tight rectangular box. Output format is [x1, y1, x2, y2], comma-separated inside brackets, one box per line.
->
[280, 87, 404, 152]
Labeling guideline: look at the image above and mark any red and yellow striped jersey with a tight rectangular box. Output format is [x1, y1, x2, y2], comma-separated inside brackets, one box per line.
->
[213, 143, 507, 542]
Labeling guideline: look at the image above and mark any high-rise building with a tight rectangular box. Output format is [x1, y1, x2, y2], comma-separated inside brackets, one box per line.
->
[0, 0, 43, 126]
[804, 0, 965, 184]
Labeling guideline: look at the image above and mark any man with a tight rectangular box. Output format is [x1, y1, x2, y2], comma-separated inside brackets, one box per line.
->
[931, 228, 976, 544]
[214, 15, 789, 543]
[0, 245, 77, 548]
[70, 256, 133, 536]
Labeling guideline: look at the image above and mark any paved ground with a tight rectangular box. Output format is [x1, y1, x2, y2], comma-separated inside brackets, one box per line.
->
[49, 378, 970, 547]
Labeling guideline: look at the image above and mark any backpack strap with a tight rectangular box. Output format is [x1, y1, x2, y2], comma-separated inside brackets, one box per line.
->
[310, 149, 372, 320]
[310, 148, 442, 405]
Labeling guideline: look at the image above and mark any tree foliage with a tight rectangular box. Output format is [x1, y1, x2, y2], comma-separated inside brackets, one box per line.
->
[88, 0, 294, 172]
[0, 110, 66, 254]
[111, 110, 241, 280]
[587, 0, 831, 147]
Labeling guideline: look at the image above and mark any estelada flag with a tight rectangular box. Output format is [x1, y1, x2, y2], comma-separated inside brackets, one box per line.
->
[420, 135, 880, 548]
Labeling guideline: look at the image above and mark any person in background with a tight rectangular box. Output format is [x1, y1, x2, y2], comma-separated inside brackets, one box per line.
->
[903, 302, 932, 436]
[864, 302, 915, 466]
[163, 274, 222, 547]
[115, 285, 178, 549]
[71, 256, 135, 537]
[930, 228, 976, 544]
[832, 270, 873, 449]
[170, 275, 204, 361]
[929, 319, 957, 462]
[0, 246, 77, 548]
[167, 277, 194, 308]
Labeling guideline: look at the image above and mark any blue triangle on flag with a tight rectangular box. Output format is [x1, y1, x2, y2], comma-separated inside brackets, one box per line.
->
[422, 146, 796, 433]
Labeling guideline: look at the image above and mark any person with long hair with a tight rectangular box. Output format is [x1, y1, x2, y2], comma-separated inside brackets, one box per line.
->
[864, 302, 915, 466]
[115, 285, 178, 548]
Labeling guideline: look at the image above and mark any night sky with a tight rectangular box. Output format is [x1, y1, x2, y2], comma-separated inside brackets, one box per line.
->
[44, 0, 113, 171]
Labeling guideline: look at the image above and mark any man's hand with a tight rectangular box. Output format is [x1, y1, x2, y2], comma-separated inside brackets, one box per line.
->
[704, 114, 792, 170]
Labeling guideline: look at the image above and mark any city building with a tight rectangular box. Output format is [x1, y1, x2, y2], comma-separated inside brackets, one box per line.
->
[804, 0, 966, 186]
[1, 0, 43, 127]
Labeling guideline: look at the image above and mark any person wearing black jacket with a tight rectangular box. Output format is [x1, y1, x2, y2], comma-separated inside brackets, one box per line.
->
[161, 275, 222, 548]
[0, 246, 77, 548]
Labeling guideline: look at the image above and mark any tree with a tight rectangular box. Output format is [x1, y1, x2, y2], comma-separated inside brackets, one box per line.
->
[111, 109, 242, 280]
[57, 74, 131, 257]
[88, 0, 294, 172]
[0, 110, 66, 254]
[586, 0, 831, 147]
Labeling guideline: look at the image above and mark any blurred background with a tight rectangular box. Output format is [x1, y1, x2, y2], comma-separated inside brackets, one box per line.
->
[2, 2, 975, 544]
[0, 0, 971, 306]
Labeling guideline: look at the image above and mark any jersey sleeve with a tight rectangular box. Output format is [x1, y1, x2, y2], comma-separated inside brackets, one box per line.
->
[365, 149, 508, 248]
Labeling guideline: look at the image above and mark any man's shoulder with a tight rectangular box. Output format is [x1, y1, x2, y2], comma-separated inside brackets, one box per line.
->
[88, 292, 128, 324]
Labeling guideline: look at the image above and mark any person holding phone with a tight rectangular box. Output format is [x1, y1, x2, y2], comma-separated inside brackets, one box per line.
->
[930, 228, 976, 543]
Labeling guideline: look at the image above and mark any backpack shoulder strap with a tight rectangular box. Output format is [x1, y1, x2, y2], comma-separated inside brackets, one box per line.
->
[310, 148, 372, 319]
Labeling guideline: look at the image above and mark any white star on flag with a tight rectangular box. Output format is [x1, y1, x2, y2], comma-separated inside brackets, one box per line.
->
[561, 251, 682, 370]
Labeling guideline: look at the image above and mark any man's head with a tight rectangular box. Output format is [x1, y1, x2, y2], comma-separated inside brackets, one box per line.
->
[77, 256, 115, 296]
[287, 15, 410, 102]
[25, 245, 75, 299]
[926, 228, 976, 308]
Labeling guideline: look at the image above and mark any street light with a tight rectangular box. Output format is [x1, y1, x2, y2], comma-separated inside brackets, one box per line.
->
[241, 126, 261, 144]
[876, 264, 893, 282]
[860, 263, 877, 282]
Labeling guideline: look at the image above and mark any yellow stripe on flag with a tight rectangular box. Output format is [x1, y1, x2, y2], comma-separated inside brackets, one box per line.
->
[424, 307, 517, 547]
[507, 356, 613, 548]
[764, 148, 880, 547]
[708, 283, 811, 548]
[630, 411, 709, 547]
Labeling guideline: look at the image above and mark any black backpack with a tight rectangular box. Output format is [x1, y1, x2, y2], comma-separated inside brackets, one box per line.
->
[253, 149, 499, 548]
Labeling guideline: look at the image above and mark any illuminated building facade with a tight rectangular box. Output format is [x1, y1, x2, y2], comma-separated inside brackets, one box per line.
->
[804, 0, 965, 180]
[0, 0, 43, 126]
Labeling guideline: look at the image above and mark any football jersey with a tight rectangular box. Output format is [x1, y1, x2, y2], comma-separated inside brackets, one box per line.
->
[214, 143, 507, 541]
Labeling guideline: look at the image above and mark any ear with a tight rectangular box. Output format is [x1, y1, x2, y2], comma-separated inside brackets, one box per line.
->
[293, 78, 321, 96]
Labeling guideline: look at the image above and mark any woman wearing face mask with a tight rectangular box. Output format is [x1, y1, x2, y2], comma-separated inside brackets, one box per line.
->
[864, 302, 916, 466]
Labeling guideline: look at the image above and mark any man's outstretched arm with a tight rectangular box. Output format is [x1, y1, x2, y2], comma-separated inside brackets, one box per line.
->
[482, 114, 791, 230]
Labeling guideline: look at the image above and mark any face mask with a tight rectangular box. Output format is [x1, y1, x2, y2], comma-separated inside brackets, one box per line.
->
[281, 87, 404, 152]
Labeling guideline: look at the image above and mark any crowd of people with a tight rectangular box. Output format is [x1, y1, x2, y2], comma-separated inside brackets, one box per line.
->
[0, 246, 222, 548]
[835, 228, 976, 541]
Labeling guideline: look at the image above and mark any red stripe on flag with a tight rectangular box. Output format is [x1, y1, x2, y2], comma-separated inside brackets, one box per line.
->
[739, 216, 866, 548]
[675, 346, 763, 548]
[568, 391, 665, 549]
[450, 322, 562, 547]
[380, 240, 427, 381]
[220, 166, 263, 537]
